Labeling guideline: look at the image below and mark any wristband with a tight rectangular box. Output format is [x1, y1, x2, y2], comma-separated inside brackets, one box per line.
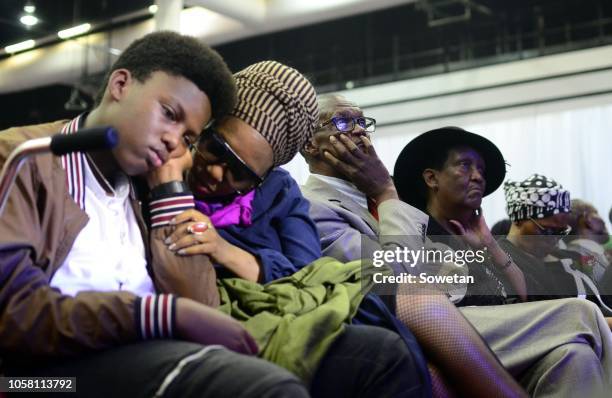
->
[150, 181, 190, 199]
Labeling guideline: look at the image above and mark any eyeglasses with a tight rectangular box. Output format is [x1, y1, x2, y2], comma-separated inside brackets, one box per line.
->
[319, 116, 376, 133]
[193, 128, 264, 194]
[529, 218, 572, 237]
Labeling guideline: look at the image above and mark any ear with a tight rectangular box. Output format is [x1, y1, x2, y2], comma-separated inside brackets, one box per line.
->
[106, 69, 133, 102]
[422, 168, 439, 190]
[513, 219, 530, 234]
[507, 221, 522, 235]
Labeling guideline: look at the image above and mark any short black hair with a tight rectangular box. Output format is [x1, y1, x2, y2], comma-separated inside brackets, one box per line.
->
[94, 31, 236, 121]
[491, 218, 512, 236]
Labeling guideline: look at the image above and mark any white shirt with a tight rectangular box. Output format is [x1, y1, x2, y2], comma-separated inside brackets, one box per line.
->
[310, 174, 368, 210]
[50, 158, 155, 296]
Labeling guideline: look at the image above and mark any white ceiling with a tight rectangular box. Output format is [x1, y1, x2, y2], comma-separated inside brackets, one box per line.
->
[0, 0, 417, 94]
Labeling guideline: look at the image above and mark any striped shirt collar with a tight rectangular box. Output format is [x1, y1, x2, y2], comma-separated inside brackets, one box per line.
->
[60, 114, 134, 210]
[60, 115, 87, 209]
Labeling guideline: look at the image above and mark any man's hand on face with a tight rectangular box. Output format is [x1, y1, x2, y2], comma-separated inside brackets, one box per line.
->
[145, 147, 193, 188]
[323, 133, 398, 203]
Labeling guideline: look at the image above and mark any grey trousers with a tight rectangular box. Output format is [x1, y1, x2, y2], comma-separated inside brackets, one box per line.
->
[6, 325, 429, 398]
[461, 298, 612, 398]
[6, 341, 308, 398]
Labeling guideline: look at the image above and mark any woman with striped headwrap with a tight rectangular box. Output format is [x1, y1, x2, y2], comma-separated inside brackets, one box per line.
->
[162, 60, 322, 282]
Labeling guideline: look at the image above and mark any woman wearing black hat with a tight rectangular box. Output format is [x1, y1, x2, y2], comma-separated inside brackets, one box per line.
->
[393, 127, 527, 305]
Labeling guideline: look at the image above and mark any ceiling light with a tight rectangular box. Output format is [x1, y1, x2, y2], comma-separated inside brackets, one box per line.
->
[19, 14, 39, 26]
[149, 5, 158, 14]
[5, 39, 36, 53]
[57, 23, 91, 39]
[24, 5, 36, 13]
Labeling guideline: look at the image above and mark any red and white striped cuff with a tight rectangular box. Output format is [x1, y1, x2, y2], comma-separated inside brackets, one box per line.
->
[149, 195, 195, 228]
[136, 294, 177, 339]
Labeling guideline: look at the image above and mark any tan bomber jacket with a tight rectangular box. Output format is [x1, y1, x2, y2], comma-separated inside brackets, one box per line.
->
[0, 121, 219, 358]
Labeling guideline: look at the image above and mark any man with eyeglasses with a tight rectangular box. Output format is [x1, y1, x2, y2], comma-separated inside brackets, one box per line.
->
[300, 94, 428, 254]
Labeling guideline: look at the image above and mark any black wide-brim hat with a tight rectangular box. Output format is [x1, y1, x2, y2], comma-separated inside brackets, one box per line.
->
[393, 126, 506, 211]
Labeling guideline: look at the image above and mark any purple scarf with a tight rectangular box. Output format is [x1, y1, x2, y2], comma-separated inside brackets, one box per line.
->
[195, 190, 255, 228]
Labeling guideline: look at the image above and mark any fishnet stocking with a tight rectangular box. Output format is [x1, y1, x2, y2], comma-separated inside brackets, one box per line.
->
[427, 363, 454, 398]
[395, 289, 527, 398]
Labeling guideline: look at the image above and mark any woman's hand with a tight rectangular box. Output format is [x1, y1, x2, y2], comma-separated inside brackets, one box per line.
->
[165, 209, 230, 263]
[449, 208, 527, 301]
[165, 209, 262, 282]
[448, 208, 495, 250]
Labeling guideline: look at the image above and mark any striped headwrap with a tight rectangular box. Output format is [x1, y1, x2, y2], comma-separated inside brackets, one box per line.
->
[231, 61, 319, 166]
[504, 174, 571, 222]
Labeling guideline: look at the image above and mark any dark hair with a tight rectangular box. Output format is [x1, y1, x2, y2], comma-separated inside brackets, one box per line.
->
[94, 31, 236, 120]
[567, 199, 598, 233]
[491, 219, 512, 236]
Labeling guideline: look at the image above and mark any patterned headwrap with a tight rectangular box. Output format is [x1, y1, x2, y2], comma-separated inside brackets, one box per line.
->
[504, 174, 571, 222]
[231, 61, 319, 167]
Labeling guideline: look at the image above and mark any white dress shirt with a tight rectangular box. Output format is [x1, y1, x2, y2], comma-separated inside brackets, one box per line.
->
[51, 158, 155, 296]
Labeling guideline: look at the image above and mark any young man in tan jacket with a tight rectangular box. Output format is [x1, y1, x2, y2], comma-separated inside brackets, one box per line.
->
[0, 31, 308, 398]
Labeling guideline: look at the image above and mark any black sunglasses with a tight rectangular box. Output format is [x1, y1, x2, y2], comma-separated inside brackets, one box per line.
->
[529, 218, 572, 237]
[193, 128, 264, 194]
[319, 116, 376, 133]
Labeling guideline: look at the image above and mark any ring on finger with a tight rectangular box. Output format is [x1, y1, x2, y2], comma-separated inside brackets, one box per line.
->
[187, 222, 212, 235]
